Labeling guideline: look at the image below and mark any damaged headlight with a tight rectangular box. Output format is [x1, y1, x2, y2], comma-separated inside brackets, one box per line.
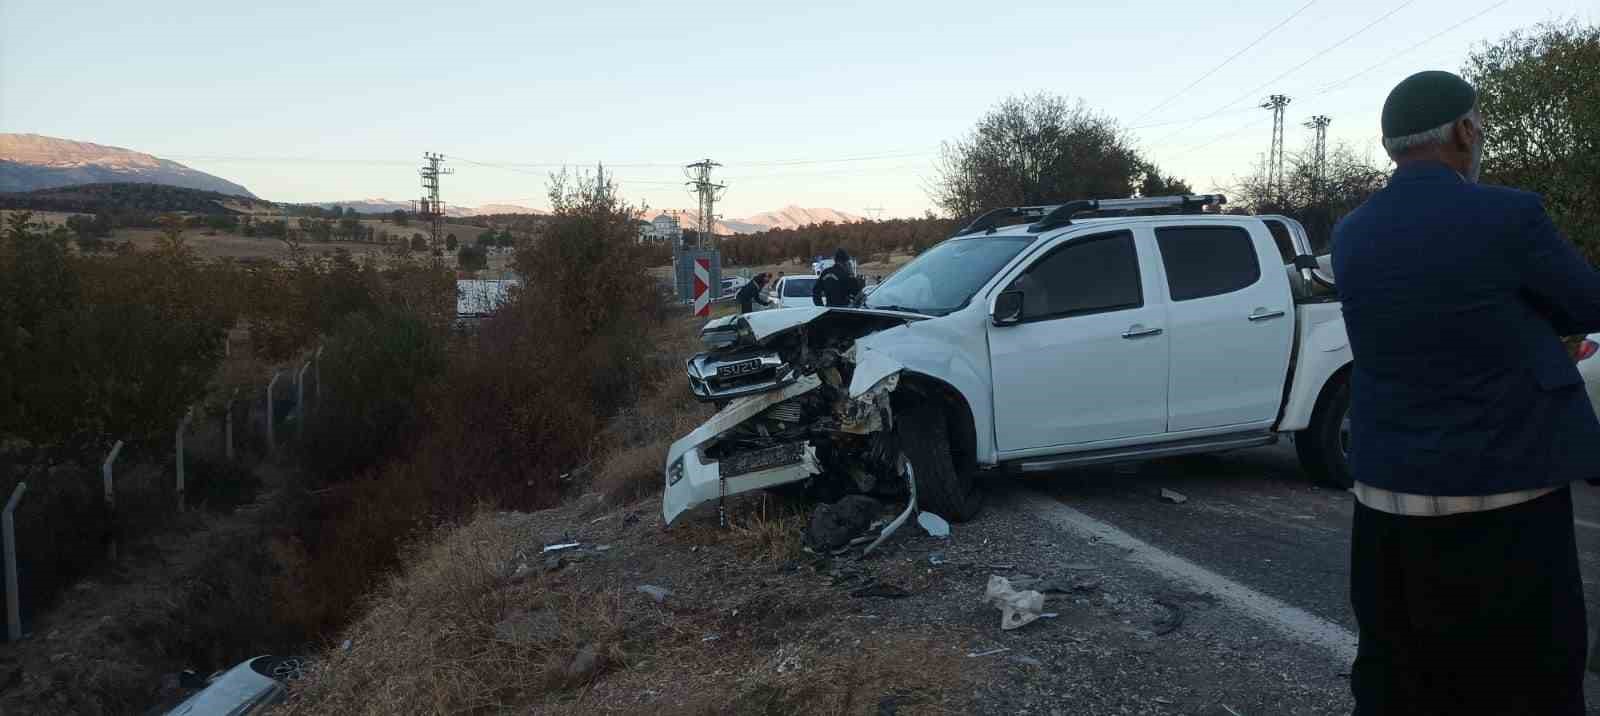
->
[668, 456, 685, 485]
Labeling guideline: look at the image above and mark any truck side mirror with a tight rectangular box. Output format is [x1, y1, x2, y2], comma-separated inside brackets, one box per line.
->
[992, 291, 1024, 326]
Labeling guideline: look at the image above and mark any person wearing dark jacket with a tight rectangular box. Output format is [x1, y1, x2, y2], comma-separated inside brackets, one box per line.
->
[1334, 70, 1600, 715]
[736, 273, 772, 314]
[813, 249, 863, 307]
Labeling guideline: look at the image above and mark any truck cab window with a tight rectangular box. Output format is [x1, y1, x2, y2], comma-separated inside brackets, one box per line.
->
[1010, 231, 1141, 320]
[1155, 226, 1261, 301]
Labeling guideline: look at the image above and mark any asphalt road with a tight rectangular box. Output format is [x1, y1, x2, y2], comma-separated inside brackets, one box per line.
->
[1014, 442, 1600, 710]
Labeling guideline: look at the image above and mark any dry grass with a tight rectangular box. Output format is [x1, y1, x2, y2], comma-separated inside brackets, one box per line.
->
[281, 492, 968, 716]
[589, 314, 711, 506]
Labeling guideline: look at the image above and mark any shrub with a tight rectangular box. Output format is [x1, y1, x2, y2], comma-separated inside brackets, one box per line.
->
[298, 309, 447, 483]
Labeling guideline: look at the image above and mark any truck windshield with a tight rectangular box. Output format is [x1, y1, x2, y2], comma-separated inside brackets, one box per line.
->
[864, 235, 1034, 315]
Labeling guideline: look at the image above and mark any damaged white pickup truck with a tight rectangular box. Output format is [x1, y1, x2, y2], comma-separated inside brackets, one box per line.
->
[664, 194, 1356, 529]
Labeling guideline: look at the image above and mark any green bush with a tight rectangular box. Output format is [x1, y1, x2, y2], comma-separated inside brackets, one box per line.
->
[298, 309, 447, 483]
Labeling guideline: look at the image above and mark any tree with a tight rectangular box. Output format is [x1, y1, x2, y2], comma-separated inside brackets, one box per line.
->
[1232, 141, 1388, 252]
[410, 234, 427, 252]
[337, 216, 362, 241]
[476, 230, 497, 247]
[457, 244, 488, 272]
[445, 233, 458, 251]
[1137, 165, 1195, 197]
[933, 93, 1165, 219]
[1464, 20, 1600, 258]
[391, 209, 410, 226]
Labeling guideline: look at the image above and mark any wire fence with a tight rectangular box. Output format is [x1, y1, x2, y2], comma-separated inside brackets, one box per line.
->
[0, 331, 328, 643]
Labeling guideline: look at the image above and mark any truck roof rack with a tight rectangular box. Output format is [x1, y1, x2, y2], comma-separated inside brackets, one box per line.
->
[952, 194, 1227, 237]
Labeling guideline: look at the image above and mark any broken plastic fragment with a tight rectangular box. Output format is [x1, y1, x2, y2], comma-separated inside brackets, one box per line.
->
[863, 458, 917, 556]
[542, 542, 581, 553]
[917, 511, 950, 539]
[983, 575, 1046, 631]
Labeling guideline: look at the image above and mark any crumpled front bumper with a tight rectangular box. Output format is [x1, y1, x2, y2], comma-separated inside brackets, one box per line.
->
[663, 375, 825, 525]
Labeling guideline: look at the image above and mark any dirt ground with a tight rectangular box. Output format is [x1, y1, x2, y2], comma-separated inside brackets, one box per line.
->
[282, 474, 1353, 715]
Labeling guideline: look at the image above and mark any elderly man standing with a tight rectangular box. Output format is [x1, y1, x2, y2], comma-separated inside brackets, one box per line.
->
[1334, 70, 1600, 714]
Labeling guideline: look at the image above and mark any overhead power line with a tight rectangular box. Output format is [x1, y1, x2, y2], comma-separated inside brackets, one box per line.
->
[1306, 0, 1509, 98]
[1144, 0, 1418, 149]
[1131, 0, 1320, 124]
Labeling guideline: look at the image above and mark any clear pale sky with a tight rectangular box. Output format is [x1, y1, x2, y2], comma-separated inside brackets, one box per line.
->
[2, 0, 1593, 217]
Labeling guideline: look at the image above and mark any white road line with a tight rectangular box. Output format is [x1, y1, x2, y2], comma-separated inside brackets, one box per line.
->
[1576, 519, 1600, 532]
[1014, 491, 1359, 665]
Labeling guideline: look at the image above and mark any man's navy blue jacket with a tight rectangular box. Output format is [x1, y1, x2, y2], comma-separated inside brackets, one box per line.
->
[1333, 161, 1600, 496]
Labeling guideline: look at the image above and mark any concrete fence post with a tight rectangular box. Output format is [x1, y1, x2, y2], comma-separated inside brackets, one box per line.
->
[267, 370, 283, 455]
[176, 407, 194, 513]
[4, 481, 25, 642]
[296, 360, 312, 441]
[314, 344, 324, 407]
[102, 440, 123, 561]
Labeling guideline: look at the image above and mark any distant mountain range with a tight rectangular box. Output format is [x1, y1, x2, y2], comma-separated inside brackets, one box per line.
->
[0, 134, 869, 232]
[310, 198, 546, 217]
[0, 133, 256, 197]
[649, 205, 866, 234]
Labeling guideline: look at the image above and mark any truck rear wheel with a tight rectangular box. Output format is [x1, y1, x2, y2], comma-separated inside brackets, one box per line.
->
[1297, 374, 1353, 489]
[899, 404, 983, 522]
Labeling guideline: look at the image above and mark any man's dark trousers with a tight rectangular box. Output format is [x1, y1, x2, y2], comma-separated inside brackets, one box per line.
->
[1350, 487, 1586, 715]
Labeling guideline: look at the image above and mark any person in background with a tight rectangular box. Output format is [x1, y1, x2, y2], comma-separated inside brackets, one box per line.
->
[737, 273, 772, 314]
[1334, 70, 1600, 715]
[813, 249, 863, 307]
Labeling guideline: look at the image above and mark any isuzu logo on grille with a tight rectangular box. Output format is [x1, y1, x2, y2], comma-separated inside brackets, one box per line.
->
[716, 358, 763, 378]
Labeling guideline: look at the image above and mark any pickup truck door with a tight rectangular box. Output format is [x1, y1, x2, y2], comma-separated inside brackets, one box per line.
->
[988, 229, 1171, 452]
[1154, 222, 1295, 432]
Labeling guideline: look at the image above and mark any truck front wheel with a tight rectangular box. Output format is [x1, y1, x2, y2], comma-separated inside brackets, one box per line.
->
[898, 404, 983, 522]
[1296, 374, 1353, 489]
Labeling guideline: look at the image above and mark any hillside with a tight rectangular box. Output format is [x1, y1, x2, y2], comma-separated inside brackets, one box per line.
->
[0, 133, 256, 197]
[0, 182, 274, 215]
[649, 205, 867, 235]
[314, 198, 545, 217]
[740, 205, 865, 230]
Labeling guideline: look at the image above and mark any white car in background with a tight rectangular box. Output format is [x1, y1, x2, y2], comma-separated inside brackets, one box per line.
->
[765, 275, 820, 309]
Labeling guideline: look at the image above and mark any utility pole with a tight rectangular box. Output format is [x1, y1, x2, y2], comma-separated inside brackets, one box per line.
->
[419, 152, 453, 252]
[1261, 94, 1292, 204]
[684, 159, 726, 249]
[1304, 115, 1331, 198]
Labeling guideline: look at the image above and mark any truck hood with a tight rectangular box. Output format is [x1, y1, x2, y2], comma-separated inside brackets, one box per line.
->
[701, 306, 928, 344]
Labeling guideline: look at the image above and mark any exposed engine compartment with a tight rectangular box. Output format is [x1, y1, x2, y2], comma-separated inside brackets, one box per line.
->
[666, 309, 922, 528]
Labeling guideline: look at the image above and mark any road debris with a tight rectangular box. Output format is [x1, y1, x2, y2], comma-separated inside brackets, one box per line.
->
[928, 551, 947, 566]
[543, 542, 582, 553]
[806, 495, 881, 550]
[637, 585, 673, 604]
[966, 647, 1010, 658]
[1159, 488, 1189, 504]
[984, 575, 1046, 631]
[917, 511, 950, 539]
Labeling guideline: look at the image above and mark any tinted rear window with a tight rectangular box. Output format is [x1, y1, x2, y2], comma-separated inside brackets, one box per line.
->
[1155, 226, 1261, 301]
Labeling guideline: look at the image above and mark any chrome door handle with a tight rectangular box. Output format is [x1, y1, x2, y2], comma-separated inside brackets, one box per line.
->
[1248, 309, 1287, 322]
[1122, 325, 1163, 339]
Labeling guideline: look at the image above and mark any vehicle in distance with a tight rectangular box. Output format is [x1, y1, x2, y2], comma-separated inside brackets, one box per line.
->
[761, 274, 819, 310]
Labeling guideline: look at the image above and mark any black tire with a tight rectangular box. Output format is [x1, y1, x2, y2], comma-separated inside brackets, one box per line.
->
[898, 404, 983, 522]
[1297, 374, 1353, 489]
